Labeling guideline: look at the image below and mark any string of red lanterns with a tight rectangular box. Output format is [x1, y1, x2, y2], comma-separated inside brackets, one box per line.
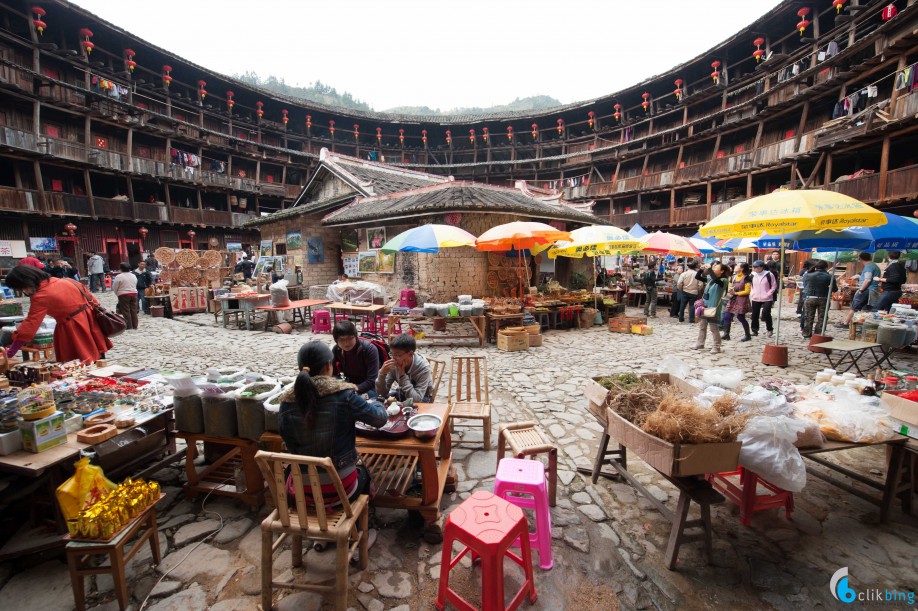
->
[753, 37, 765, 62]
[226, 91, 234, 112]
[353, 124, 359, 141]
[641, 93, 651, 113]
[711, 60, 722, 84]
[398, 128, 404, 145]
[507, 126, 513, 141]
[162, 65, 172, 88]
[556, 119, 563, 135]
[64, 222, 77, 236]
[124, 49, 136, 73]
[445, 130, 452, 145]
[198, 80, 207, 101]
[256, 101, 264, 120]
[833, 0, 846, 13]
[674, 79, 683, 101]
[797, 7, 811, 36]
[482, 127, 489, 143]
[469, 129, 475, 144]
[282, 109, 288, 126]
[421, 129, 427, 146]
[588, 111, 595, 129]
[80, 28, 94, 54]
[532, 123, 538, 139]
[329, 120, 335, 136]
[138, 227, 148, 239]
[306, 115, 312, 131]
[32, 6, 47, 36]
[376, 127, 382, 143]
[613, 103, 622, 122]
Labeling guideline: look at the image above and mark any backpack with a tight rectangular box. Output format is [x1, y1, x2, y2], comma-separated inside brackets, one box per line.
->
[358, 332, 391, 364]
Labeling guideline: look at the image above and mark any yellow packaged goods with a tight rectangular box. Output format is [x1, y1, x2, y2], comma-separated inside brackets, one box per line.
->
[632, 324, 654, 335]
[66, 478, 162, 541]
[56, 457, 117, 520]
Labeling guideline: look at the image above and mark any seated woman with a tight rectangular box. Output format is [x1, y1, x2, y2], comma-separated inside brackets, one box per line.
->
[278, 342, 387, 506]
[332, 320, 379, 397]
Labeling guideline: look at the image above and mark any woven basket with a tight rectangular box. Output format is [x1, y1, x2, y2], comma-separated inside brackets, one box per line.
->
[486, 271, 499, 289]
[154, 247, 176, 265]
[175, 249, 199, 268]
[200, 250, 223, 268]
[487, 252, 502, 267]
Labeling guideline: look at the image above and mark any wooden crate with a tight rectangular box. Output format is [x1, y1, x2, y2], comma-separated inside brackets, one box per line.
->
[497, 332, 529, 352]
[528, 333, 543, 347]
[608, 316, 647, 333]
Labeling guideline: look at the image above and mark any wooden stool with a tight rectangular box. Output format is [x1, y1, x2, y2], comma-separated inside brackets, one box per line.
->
[497, 422, 558, 507]
[66, 503, 162, 611]
[22, 344, 54, 362]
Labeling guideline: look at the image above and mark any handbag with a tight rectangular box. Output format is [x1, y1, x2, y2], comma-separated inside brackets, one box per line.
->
[701, 280, 726, 319]
[70, 280, 127, 338]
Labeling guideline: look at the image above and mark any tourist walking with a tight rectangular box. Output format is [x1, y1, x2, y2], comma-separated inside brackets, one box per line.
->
[722, 263, 753, 342]
[112, 262, 139, 330]
[797, 260, 815, 332]
[640, 264, 658, 318]
[134, 261, 153, 314]
[87, 251, 105, 292]
[696, 262, 729, 354]
[802, 260, 837, 338]
[875, 251, 907, 313]
[750, 260, 777, 338]
[677, 261, 703, 323]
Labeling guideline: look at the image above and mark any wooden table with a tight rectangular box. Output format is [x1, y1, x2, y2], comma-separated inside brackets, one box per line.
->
[176, 432, 265, 507]
[256, 298, 331, 328]
[325, 302, 387, 322]
[389, 315, 485, 346]
[813, 339, 897, 375]
[485, 313, 525, 343]
[216, 294, 271, 331]
[261, 402, 452, 539]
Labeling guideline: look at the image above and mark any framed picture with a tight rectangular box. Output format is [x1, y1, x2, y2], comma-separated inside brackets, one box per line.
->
[253, 256, 273, 277]
[260, 239, 273, 256]
[341, 229, 359, 252]
[286, 230, 302, 251]
[343, 253, 360, 278]
[366, 227, 386, 250]
[377, 250, 395, 274]
[358, 251, 378, 273]
[29, 237, 58, 252]
[226, 242, 242, 252]
[306, 236, 324, 264]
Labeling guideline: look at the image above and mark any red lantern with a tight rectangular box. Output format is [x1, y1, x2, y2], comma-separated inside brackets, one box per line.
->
[613, 103, 622, 122]
[198, 80, 207, 101]
[187, 229, 196, 241]
[421, 129, 427, 145]
[469, 128, 475, 144]
[833, 0, 846, 13]
[32, 6, 46, 36]
[282, 109, 289, 125]
[399, 128, 404, 145]
[556, 119, 563, 135]
[124, 48, 136, 72]
[532, 123, 538, 139]
[80, 28, 94, 54]
[797, 7, 811, 36]
[641, 93, 651, 112]
[445, 130, 452, 145]
[588, 111, 595, 129]
[226, 91, 235, 111]
[64, 222, 77, 236]
[353, 124, 359, 141]
[753, 37, 765, 62]
[507, 126, 513, 141]
[711, 60, 721, 84]
[329, 120, 335, 136]
[256, 101, 264, 119]
[162, 65, 172, 88]
[674, 79, 683, 101]
[376, 127, 382, 143]
[306, 115, 312, 130]
[482, 127, 489, 143]
[138, 227, 149, 239]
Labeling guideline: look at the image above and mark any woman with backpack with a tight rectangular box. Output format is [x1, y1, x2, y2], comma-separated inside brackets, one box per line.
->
[332, 321, 381, 397]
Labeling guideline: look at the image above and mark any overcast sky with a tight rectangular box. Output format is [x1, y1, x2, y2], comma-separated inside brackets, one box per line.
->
[71, 0, 785, 112]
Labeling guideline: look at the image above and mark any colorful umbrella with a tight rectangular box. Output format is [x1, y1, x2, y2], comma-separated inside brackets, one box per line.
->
[476, 221, 571, 251]
[639, 231, 702, 257]
[628, 223, 648, 238]
[699, 189, 887, 239]
[547, 225, 644, 258]
[756, 213, 918, 252]
[381, 224, 477, 253]
[688, 233, 729, 254]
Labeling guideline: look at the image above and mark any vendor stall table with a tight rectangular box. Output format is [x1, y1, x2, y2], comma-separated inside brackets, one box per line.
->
[325, 302, 387, 328]
[390, 315, 486, 346]
[261, 402, 452, 541]
[485, 312, 525, 343]
[256, 298, 331, 328]
[176, 432, 265, 507]
[216, 294, 271, 331]
[813, 339, 897, 375]
[146, 294, 173, 319]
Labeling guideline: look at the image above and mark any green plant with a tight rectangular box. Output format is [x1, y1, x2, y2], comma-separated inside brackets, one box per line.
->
[570, 272, 589, 291]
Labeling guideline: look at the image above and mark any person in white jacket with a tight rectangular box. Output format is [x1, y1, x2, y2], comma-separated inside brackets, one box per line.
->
[112, 262, 139, 330]
[86, 251, 105, 292]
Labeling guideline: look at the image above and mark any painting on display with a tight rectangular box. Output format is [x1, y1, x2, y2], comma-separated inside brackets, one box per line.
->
[260, 239, 273, 256]
[341, 229, 359, 253]
[366, 227, 386, 250]
[306, 236, 324, 264]
[358, 251, 378, 273]
[286, 230, 302, 251]
[253, 256, 274, 277]
[226, 242, 242, 252]
[343, 253, 360, 278]
[376, 251, 395, 274]
[29, 237, 58, 251]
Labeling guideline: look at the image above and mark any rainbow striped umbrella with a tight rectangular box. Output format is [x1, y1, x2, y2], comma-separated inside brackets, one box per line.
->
[381, 224, 477, 253]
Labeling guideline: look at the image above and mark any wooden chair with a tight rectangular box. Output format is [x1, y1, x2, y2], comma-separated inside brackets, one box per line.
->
[428, 358, 446, 402]
[497, 421, 558, 507]
[255, 450, 370, 611]
[447, 355, 492, 450]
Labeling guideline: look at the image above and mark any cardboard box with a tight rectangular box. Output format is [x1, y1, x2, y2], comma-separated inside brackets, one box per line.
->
[587, 373, 742, 476]
[497, 332, 529, 352]
[609, 315, 647, 333]
[20, 410, 67, 453]
[0, 429, 22, 455]
[528, 334, 543, 347]
[632, 324, 654, 335]
[884, 392, 918, 441]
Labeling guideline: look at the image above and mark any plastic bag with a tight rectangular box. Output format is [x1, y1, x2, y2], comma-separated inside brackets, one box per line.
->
[738, 416, 808, 492]
[270, 279, 290, 307]
[792, 388, 896, 443]
[656, 356, 690, 380]
[702, 367, 744, 390]
[56, 457, 117, 520]
[737, 387, 792, 417]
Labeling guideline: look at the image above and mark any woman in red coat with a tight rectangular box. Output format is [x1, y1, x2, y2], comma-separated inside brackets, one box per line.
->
[4, 265, 112, 362]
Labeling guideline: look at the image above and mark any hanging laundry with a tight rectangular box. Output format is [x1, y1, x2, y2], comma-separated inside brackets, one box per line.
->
[867, 85, 878, 98]
[826, 40, 839, 58]
[894, 65, 913, 90]
[882, 3, 898, 20]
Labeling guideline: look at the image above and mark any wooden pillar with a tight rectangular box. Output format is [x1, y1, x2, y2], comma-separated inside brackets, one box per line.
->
[824, 153, 833, 186]
[878, 136, 891, 200]
[33, 160, 46, 213]
[794, 101, 810, 150]
[84, 168, 96, 219]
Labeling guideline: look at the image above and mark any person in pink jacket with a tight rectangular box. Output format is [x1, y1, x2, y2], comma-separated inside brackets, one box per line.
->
[749, 260, 777, 338]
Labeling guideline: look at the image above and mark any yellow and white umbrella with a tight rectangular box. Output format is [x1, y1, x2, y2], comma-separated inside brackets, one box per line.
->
[547, 225, 644, 258]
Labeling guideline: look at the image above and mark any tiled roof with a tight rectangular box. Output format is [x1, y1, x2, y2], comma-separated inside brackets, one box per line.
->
[321, 181, 598, 226]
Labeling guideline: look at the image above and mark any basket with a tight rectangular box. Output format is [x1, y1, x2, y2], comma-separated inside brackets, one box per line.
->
[199, 250, 224, 268]
[154, 247, 176, 265]
[487, 252, 503, 267]
[175, 249, 199, 269]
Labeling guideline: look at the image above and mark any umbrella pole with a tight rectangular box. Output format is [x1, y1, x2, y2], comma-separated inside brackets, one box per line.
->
[775, 235, 785, 345]
[822, 250, 840, 332]
[594, 255, 599, 309]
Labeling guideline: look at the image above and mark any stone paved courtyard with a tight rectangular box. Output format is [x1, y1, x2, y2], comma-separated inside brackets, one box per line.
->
[0, 294, 916, 611]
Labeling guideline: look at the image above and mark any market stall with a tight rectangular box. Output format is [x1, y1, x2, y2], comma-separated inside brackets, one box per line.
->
[153, 247, 229, 315]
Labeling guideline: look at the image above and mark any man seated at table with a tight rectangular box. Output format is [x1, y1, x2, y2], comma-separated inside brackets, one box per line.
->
[376, 334, 433, 402]
[332, 320, 380, 397]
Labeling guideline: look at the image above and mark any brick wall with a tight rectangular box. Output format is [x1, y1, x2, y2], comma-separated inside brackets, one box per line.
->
[256, 214, 341, 287]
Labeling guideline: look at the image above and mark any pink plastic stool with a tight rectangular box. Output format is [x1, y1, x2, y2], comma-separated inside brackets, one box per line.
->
[311, 310, 331, 333]
[379, 316, 402, 334]
[361, 315, 377, 333]
[493, 458, 553, 570]
[334, 314, 347, 325]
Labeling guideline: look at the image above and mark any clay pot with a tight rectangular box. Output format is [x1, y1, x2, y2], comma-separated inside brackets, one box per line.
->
[761, 343, 789, 367]
[807, 334, 833, 354]
[432, 316, 447, 332]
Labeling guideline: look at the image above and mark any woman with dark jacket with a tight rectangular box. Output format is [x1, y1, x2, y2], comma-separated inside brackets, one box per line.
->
[278, 342, 387, 507]
[332, 321, 380, 397]
[695, 262, 729, 354]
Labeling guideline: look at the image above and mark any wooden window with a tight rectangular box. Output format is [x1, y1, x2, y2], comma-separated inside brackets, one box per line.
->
[41, 66, 59, 79]
[160, 230, 179, 248]
[274, 243, 286, 255]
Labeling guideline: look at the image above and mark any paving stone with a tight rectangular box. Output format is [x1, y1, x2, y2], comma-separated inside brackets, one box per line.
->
[563, 526, 590, 553]
[214, 518, 254, 544]
[276, 591, 323, 611]
[357, 581, 375, 593]
[156, 543, 234, 581]
[464, 450, 497, 479]
[0, 561, 73, 610]
[146, 583, 208, 611]
[571, 491, 592, 505]
[210, 597, 260, 611]
[149, 580, 183, 598]
[578, 504, 608, 522]
[370, 571, 413, 598]
[173, 518, 221, 547]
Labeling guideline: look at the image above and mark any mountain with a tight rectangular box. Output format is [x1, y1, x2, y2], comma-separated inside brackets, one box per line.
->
[383, 95, 564, 116]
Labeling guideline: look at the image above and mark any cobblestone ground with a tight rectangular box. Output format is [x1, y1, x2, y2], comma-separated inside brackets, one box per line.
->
[1, 293, 916, 610]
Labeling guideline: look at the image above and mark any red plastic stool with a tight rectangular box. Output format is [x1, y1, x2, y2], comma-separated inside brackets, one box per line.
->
[379, 316, 402, 335]
[436, 490, 537, 611]
[361, 315, 377, 333]
[311, 310, 331, 333]
[706, 467, 794, 526]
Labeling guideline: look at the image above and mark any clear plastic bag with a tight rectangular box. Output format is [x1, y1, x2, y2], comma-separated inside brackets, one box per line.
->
[738, 387, 792, 417]
[270, 279, 290, 307]
[656, 356, 690, 380]
[792, 387, 896, 443]
[738, 416, 808, 492]
[702, 367, 744, 390]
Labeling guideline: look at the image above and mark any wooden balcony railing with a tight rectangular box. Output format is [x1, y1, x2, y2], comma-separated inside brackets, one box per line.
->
[641, 209, 671, 227]
[611, 212, 641, 228]
[642, 170, 675, 189]
[677, 160, 711, 184]
[615, 175, 643, 193]
[671, 204, 709, 225]
[753, 137, 797, 167]
[135, 202, 169, 222]
[201, 209, 233, 227]
[44, 193, 91, 216]
[586, 181, 617, 197]
[825, 173, 880, 202]
[40, 137, 87, 162]
[259, 182, 286, 197]
[710, 200, 742, 219]
[884, 165, 918, 201]
[89, 148, 128, 172]
[169, 207, 200, 225]
[131, 157, 168, 177]
[0, 187, 40, 213]
[92, 197, 134, 221]
[0, 127, 37, 153]
[894, 89, 918, 120]
[710, 152, 753, 176]
[0, 63, 33, 92]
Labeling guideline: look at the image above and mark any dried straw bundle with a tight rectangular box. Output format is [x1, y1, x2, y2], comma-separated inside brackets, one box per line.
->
[641, 390, 749, 444]
[604, 378, 667, 426]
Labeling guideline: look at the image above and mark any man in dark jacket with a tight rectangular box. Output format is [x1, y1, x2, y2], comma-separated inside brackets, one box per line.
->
[332, 321, 380, 397]
[640, 264, 658, 317]
[875, 251, 907, 313]
[802, 260, 838, 338]
[134, 261, 154, 314]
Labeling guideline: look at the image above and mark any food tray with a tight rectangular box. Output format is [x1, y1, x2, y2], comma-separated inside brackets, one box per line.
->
[355, 412, 412, 439]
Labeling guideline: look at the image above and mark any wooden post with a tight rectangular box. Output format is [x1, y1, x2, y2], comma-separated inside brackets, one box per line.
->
[794, 101, 810, 150]
[33, 160, 46, 214]
[878, 135, 891, 200]
[824, 153, 833, 187]
[84, 168, 96, 219]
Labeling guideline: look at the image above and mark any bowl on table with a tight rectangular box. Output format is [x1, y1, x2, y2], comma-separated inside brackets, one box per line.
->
[407, 413, 442, 439]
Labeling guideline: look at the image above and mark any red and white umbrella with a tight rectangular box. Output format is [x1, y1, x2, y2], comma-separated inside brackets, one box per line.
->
[639, 231, 702, 257]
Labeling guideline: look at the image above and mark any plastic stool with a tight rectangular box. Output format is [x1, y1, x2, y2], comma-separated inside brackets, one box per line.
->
[380, 316, 402, 335]
[497, 422, 557, 507]
[334, 314, 347, 325]
[494, 458, 553, 570]
[436, 490, 537, 611]
[311, 310, 331, 333]
[360, 315, 377, 333]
